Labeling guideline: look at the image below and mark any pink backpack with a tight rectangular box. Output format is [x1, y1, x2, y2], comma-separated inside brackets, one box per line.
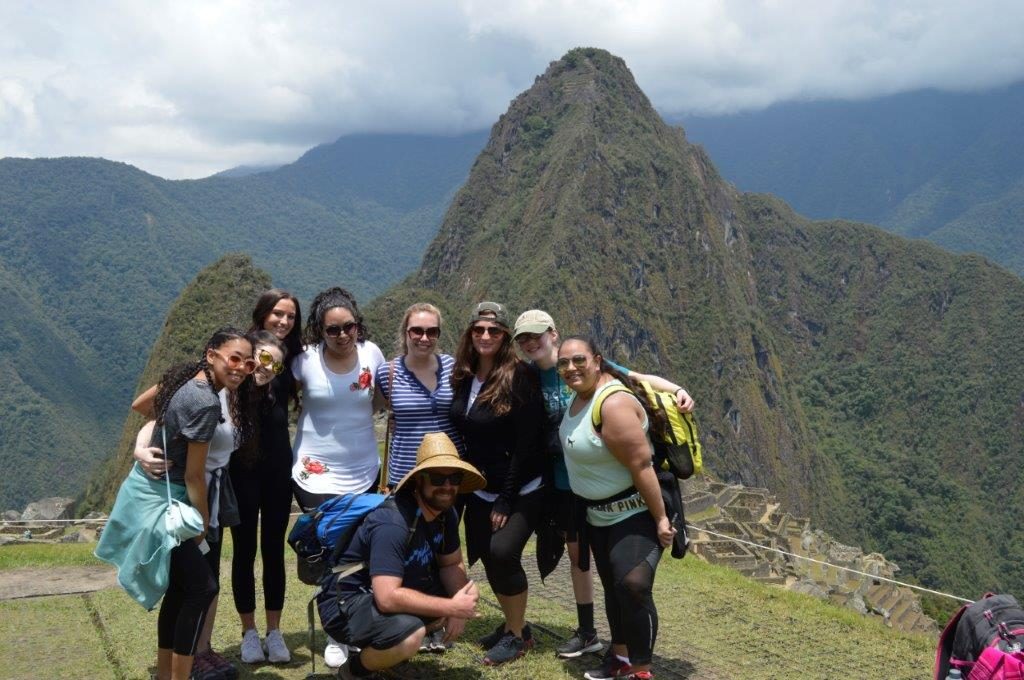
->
[969, 646, 1024, 680]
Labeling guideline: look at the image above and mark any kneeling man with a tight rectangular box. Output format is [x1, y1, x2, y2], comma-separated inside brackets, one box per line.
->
[319, 432, 485, 679]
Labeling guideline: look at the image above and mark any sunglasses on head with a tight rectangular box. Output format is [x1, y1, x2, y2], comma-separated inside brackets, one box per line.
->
[324, 321, 358, 337]
[422, 471, 464, 487]
[556, 355, 590, 373]
[407, 326, 441, 340]
[211, 349, 257, 373]
[471, 325, 505, 338]
[257, 349, 284, 375]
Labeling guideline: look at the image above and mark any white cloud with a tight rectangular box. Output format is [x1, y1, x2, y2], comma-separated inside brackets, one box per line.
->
[1, 0, 1021, 178]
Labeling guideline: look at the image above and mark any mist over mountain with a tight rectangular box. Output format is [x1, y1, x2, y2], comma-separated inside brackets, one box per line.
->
[366, 48, 1024, 605]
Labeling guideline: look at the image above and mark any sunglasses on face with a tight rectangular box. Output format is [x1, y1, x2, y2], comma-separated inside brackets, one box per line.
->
[422, 471, 464, 487]
[257, 350, 284, 375]
[556, 355, 590, 373]
[324, 322, 358, 337]
[407, 326, 441, 340]
[211, 350, 257, 373]
[471, 325, 505, 338]
[515, 332, 545, 345]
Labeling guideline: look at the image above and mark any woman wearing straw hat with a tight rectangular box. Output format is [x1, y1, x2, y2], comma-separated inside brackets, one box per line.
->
[319, 433, 485, 680]
[450, 301, 547, 666]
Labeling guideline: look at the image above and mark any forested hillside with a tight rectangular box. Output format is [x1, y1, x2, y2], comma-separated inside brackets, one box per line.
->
[367, 48, 1024, 606]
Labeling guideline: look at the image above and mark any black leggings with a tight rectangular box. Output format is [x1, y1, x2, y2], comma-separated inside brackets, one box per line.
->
[292, 477, 379, 513]
[589, 511, 663, 666]
[463, 490, 544, 596]
[158, 539, 219, 656]
[230, 463, 293, 614]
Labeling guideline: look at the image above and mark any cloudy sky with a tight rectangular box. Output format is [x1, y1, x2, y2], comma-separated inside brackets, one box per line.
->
[2, 0, 1022, 179]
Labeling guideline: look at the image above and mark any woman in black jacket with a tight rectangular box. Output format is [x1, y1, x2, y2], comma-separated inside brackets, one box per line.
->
[450, 301, 545, 666]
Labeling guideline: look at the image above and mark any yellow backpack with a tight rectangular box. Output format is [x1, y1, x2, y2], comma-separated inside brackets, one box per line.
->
[591, 381, 703, 479]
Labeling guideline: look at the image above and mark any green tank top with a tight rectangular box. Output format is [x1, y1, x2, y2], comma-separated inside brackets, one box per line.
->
[559, 379, 650, 526]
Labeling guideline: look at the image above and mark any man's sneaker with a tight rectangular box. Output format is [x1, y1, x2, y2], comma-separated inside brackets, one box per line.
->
[202, 650, 238, 680]
[583, 649, 633, 680]
[239, 628, 265, 663]
[624, 672, 654, 680]
[482, 630, 528, 666]
[324, 636, 349, 669]
[556, 628, 603, 658]
[477, 622, 534, 650]
[263, 628, 291, 663]
[189, 651, 225, 680]
[419, 627, 450, 654]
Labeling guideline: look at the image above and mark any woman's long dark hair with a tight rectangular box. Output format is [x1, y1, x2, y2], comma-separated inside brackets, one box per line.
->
[451, 313, 519, 417]
[250, 288, 303, 360]
[560, 335, 668, 441]
[154, 326, 258, 451]
[303, 287, 367, 347]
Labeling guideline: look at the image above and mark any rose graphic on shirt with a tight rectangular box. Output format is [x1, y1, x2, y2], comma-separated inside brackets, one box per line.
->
[350, 367, 373, 392]
[298, 456, 330, 481]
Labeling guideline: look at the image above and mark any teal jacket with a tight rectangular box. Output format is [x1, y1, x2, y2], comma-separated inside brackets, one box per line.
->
[94, 463, 191, 610]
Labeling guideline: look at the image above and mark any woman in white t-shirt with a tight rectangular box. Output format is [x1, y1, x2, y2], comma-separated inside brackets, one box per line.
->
[291, 287, 386, 511]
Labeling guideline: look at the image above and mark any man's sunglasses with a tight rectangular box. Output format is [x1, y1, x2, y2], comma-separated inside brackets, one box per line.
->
[422, 471, 464, 487]
[471, 325, 505, 338]
[257, 349, 284, 375]
[555, 355, 589, 373]
[407, 326, 441, 340]
[324, 322, 358, 337]
[211, 350, 257, 373]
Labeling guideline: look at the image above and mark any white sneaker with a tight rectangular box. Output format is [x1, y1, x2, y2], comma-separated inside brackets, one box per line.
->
[263, 628, 291, 663]
[324, 636, 349, 668]
[240, 628, 265, 663]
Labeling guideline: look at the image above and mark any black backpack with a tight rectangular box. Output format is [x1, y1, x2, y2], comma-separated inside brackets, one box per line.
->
[935, 593, 1024, 679]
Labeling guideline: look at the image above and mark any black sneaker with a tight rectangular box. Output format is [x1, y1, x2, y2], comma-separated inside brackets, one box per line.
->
[419, 627, 450, 654]
[189, 651, 226, 680]
[583, 648, 633, 680]
[477, 622, 533, 650]
[556, 628, 603, 658]
[482, 630, 528, 666]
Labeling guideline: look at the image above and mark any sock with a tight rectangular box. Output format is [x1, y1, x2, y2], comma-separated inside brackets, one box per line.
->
[616, 653, 630, 664]
[577, 602, 595, 633]
[348, 652, 371, 677]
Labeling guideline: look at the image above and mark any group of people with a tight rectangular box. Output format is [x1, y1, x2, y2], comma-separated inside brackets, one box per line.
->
[96, 287, 695, 680]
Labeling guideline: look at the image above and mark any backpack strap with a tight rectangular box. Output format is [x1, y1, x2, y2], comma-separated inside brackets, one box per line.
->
[590, 383, 635, 432]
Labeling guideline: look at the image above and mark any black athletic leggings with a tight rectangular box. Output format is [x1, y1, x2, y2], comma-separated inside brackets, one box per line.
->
[463, 489, 544, 596]
[230, 462, 293, 614]
[589, 510, 663, 666]
[158, 539, 219, 656]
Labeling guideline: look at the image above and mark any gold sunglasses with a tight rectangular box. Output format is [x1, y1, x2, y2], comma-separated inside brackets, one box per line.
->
[257, 349, 284, 375]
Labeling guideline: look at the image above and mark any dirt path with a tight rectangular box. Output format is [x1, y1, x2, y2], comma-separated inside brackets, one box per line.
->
[0, 564, 117, 600]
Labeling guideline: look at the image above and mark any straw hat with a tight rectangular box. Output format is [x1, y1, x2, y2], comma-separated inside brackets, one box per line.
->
[394, 432, 486, 494]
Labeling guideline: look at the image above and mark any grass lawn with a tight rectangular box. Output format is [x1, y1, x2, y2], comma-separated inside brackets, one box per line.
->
[0, 531, 936, 679]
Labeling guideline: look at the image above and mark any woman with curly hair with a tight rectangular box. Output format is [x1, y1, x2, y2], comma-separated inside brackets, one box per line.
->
[449, 301, 546, 666]
[290, 287, 386, 668]
[230, 290, 301, 665]
[98, 327, 256, 680]
[557, 336, 677, 680]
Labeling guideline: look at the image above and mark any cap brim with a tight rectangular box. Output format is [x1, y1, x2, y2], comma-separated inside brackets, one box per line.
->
[394, 455, 487, 495]
[514, 322, 550, 337]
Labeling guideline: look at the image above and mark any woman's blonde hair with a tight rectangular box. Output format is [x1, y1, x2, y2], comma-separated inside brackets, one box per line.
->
[397, 302, 443, 355]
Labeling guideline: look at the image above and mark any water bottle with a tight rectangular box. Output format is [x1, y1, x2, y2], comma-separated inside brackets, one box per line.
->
[945, 668, 962, 680]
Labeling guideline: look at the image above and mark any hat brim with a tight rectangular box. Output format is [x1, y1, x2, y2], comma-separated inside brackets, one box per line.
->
[393, 455, 487, 495]
[514, 322, 550, 337]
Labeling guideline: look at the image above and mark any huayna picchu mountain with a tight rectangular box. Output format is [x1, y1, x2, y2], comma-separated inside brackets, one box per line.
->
[366, 47, 1024, 612]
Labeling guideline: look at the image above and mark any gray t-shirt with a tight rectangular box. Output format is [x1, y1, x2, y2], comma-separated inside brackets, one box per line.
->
[151, 378, 222, 484]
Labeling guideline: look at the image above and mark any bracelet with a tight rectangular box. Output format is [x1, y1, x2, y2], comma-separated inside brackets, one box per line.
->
[674, 387, 685, 396]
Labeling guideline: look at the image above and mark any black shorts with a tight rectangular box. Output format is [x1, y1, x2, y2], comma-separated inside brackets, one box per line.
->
[551, 488, 579, 543]
[319, 591, 433, 651]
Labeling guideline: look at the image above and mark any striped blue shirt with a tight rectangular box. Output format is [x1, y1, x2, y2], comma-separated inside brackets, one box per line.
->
[375, 354, 465, 485]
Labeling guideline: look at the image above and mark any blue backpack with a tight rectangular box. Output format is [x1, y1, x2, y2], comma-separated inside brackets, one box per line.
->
[288, 493, 390, 585]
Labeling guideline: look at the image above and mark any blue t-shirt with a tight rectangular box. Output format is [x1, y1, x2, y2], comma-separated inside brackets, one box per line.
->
[335, 494, 460, 598]
[535, 359, 627, 490]
[375, 355, 464, 486]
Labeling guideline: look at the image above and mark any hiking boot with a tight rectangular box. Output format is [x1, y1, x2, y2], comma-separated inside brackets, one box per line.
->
[189, 651, 225, 680]
[556, 627, 602, 658]
[583, 649, 633, 680]
[324, 636, 349, 668]
[239, 628, 265, 663]
[482, 630, 528, 666]
[477, 622, 534, 650]
[418, 627, 450, 654]
[263, 629, 290, 663]
[203, 650, 238, 680]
